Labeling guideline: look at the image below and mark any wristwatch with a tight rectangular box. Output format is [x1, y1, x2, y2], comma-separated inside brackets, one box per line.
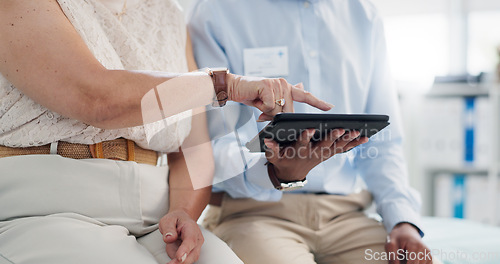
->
[208, 68, 229, 107]
[267, 162, 307, 191]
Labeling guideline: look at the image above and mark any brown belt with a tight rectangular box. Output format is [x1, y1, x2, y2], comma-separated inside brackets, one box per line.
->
[0, 138, 159, 166]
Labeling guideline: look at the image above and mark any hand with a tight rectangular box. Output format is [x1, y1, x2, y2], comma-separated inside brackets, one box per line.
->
[264, 128, 369, 182]
[227, 74, 333, 120]
[386, 223, 433, 264]
[159, 209, 204, 264]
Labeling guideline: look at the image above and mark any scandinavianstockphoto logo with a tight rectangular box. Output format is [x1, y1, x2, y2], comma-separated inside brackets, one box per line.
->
[262, 123, 391, 160]
[263, 139, 381, 161]
[364, 248, 500, 263]
[261, 122, 390, 144]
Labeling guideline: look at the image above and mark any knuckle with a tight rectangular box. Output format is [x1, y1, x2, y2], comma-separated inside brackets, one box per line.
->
[264, 79, 273, 87]
[278, 78, 288, 87]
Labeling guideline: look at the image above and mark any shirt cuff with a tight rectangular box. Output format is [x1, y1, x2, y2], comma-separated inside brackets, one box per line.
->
[245, 155, 276, 190]
[381, 202, 425, 237]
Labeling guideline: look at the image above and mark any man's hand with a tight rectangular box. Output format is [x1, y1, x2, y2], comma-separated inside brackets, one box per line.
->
[159, 209, 204, 264]
[386, 223, 433, 264]
[264, 128, 368, 182]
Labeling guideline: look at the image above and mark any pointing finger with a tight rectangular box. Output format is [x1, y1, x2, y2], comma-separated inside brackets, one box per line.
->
[291, 86, 334, 111]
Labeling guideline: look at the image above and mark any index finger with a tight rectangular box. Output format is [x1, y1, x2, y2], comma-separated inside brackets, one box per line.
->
[291, 86, 333, 111]
[281, 79, 294, 113]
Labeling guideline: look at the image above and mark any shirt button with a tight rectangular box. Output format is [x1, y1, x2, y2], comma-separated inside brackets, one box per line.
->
[309, 50, 318, 58]
[303, 1, 310, 8]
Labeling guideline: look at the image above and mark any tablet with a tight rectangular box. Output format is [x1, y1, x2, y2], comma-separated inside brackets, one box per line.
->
[245, 113, 390, 152]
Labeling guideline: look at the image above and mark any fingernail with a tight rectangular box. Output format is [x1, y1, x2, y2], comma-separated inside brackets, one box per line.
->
[181, 253, 187, 263]
[164, 232, 173, 239]
[257, 118, 265, 122]
[326, 103, 335, 109]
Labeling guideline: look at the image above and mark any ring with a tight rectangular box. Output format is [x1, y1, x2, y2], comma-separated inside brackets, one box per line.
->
[275, 99, 285, 107]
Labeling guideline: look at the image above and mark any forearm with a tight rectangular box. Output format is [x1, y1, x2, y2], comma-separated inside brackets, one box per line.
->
[167, 150, 211, 220]
[0, 0, 214, 130]
[95, 70, 213, 129]
[167, 107, 213, 220]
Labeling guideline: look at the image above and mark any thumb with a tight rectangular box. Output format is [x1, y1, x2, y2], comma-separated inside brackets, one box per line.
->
[257, 113, 273, 122]
[161, 217, 179, 244]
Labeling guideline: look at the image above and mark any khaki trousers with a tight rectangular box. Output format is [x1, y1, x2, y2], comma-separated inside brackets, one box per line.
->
[203, 191, 389, 264]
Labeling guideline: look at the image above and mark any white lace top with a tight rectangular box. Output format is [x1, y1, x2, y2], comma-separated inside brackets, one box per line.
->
[0, 0, 192, 152]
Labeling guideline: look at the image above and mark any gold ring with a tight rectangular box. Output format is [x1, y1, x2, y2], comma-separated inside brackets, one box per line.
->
[275, 99, 285, 107]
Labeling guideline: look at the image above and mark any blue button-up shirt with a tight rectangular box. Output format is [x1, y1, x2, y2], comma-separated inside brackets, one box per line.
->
[188, 0, 423, 234]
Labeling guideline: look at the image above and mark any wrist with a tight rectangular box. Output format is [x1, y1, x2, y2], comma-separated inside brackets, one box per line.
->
[207, 68, 230, 106]
[272, 163, 307, 182]
[226, 73, 235, 101]
[267, 162, 308, 191]
[394, 222, 420, 233]
[167, 207, 197, 220]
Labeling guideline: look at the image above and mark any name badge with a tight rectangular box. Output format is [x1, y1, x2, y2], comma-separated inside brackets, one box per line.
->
[243, 46, 289, 77]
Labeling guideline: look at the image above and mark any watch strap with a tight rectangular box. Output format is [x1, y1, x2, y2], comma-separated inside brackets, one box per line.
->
[208, 68, 229, 107]
[267, 162, 307, 191]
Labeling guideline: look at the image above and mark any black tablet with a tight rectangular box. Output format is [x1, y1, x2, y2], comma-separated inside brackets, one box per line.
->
[245, 113, 390, 152]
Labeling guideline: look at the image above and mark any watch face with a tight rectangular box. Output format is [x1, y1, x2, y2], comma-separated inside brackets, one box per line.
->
[216, 91, 228, 101]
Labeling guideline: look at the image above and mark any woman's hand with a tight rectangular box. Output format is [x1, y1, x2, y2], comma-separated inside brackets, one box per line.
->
[159, 209, 204, 264]
[228, 75, 334, 121]
[264, 128, 369, 182]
